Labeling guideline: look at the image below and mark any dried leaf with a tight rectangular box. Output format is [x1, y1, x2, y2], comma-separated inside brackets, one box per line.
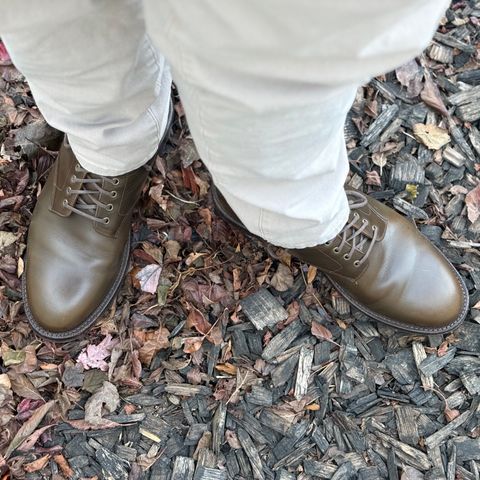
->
[137, 327, 170, 365]
[164, 240, 181, 260]
[372, 152, 387, 169]
[8, 374, 43, 401]
[444, 407, 460, 422]
[24, 455, 50, 473]
[311, 322, 333, 341]
[225, 429, 241, 449]
[76, 334, 118, 371]
[215, 363, 237, 375]
[183, 337, 204, 354]
[84, 381, 120, 426]
[465, 184, 480, 223]
[0, 232, 18, 250]
[395, 59, 423, 97]
[53, 454, 74, 478]
[136, 264, 162, 294]
[0, 42, 11, 66]
[149, 182, 165, 206]
[413, 123, 450, 150]
[66, 418, 119, 430]
[0, 343, 26, 366]
[307, 266, 317, 284]
[420, 75, 448, 116]
[5, 400, 55, 459]
[270, 263, 294, 292]
[187, 308, 212, 335]
[17, 424, 53, 452]
[365, 170, 382, 186]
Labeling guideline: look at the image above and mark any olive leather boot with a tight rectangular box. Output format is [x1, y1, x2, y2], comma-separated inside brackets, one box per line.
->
[213, 187, 469, 334]
[23, 120, 171, 341]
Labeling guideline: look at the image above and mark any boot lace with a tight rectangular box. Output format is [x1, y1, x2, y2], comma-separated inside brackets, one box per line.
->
[325, 190, 378, 267]
[62, 163, 119, 225]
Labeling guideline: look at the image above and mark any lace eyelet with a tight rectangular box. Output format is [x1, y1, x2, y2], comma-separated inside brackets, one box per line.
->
[106, 204, 113, 211]
[112, 178, 120, 186]
[103, 217, 110, 225]
[62, 199, 68, 207]
[70, 175, 77, 183]
[354, 260, 360, 267]
[333, 247, 340, 254]
[110, 191, 118, 198]
[372, 225, 377, 231]
[343, 254, 350, 260]
[362, 218, 368, 224]
[66, 186, 72, 195]
[75, 164, 82, 172]
[325, 241, 331, 246]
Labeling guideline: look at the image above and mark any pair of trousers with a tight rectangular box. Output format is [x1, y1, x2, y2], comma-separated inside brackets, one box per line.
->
[0, 0, 449, 248]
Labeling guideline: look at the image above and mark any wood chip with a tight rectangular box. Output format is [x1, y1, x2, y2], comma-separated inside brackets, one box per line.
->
[240, 289, 288, 330]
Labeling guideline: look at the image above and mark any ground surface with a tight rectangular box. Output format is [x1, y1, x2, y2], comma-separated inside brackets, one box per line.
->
[0, 2, 480, 480]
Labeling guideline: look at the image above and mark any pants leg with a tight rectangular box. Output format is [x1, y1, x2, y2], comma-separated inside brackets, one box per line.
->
[143, 0, 449, 248]
[0, 0, 171, 176]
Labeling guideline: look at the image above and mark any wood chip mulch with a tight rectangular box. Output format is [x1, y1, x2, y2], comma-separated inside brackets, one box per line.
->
[0, 2, 479, 479]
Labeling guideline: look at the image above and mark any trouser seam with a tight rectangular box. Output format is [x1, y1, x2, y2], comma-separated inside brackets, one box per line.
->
[144, 33, 163, 147]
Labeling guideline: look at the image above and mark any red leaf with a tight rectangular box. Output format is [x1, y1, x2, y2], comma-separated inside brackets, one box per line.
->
[0, 42, 11, 66]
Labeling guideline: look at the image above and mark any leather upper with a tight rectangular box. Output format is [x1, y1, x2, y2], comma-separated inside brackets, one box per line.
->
[213, 186, 468, 332]
[25, 140, 150, 333]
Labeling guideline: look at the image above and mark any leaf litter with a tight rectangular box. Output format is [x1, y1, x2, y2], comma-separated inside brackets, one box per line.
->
[0, 6, 480, 479]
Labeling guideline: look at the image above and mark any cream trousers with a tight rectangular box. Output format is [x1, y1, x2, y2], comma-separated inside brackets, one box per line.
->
[0, 0, 449, 248]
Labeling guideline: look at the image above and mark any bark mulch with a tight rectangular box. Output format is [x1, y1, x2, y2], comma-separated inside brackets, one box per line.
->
[0, 2, 479, 479]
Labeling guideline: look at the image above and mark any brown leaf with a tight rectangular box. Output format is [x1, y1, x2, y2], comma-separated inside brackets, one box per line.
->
[186, 308, 212, 335]
[395, 59, 423, 97]
[8, 373, 43, 401]
[420, 75, 449, 116]
[135, 264, 162, 294]
[225, 429, 241, 449]
[24, 455, 50, 473]
[53, 454, 74, 478]
[84, 381, 120, 426]
[215, 363, 237, 376]
[465, 184, 480, 223]
[17, 424, 53, 452]
[444, 407, 460, 422]
[149, 182, 165, 206]
[270, 263, 294, 292]
[412, 124, 450, 150]
[311, 322, 333, 341]
[164, 240, 181, 260]
[183, 337, 204, 354]
[365, 170, 382, 187]
[66, 418, 120, 430]
[137, 327, 170, 365]
[306, 266, 317, 284]
[5, 400, 55, 459]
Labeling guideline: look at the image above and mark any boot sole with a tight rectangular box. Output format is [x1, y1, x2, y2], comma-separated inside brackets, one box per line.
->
[327, 271, 468, 335]
[212, 186, 469, 334]
[22, 233, 131, 343]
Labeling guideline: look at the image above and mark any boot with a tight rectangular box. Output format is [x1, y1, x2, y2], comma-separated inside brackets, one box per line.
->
[23, 113, 172, 341]
[213, 186, 469, 334]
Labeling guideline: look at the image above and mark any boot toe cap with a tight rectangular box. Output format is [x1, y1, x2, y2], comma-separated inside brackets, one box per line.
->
[24, 263, 113, 336]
